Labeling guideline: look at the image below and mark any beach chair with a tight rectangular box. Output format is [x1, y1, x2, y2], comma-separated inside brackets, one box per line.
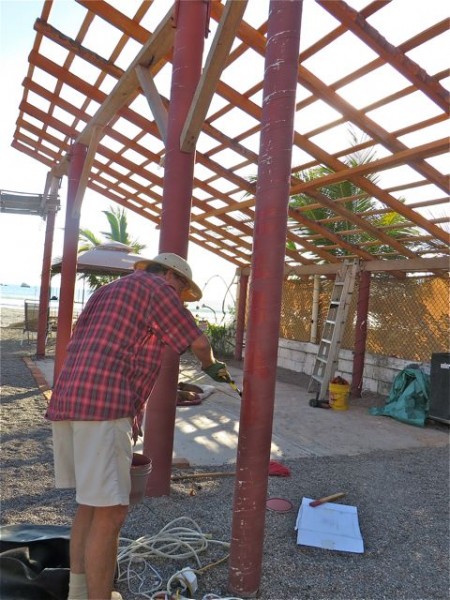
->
[22, 300, 53, 345]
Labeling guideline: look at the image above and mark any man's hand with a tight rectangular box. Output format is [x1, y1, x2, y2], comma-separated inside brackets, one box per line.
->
[132, 424, 143, 446]
[202, 361, 231, 383]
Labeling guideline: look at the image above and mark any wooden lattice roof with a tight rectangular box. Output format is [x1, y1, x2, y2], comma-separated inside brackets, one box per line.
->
[12, 0, 450, 273]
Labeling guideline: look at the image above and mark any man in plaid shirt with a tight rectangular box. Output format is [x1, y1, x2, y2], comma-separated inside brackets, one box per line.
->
[46, 253, 231, 600]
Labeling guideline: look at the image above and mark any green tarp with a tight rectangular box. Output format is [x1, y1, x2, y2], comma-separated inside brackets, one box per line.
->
[369, 366, 430, 427]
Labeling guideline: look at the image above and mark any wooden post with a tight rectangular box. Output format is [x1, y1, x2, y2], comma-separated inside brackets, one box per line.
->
[351, 270, 371, 397]
[234, 271, 249, 361]
[36, 207, 57, 357]
[53, 143, 87, 383]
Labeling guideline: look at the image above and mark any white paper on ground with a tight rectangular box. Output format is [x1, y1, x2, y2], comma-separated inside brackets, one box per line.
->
[295, 497, 364, 553]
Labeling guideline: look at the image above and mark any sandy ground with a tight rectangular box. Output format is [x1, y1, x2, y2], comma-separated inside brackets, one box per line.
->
[1, 306, 26, 328]
[1, 308, 449, 600]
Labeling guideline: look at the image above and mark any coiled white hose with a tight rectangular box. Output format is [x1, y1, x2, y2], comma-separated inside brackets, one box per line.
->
[117, 517, 241, 600]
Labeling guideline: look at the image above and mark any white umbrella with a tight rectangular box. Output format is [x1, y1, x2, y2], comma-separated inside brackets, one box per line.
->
[52, 242, 144, 275]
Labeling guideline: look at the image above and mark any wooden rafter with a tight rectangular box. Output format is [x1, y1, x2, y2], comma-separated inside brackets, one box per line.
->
[181, 0, 248, 152]
[10, 0, 449, 274]
[317, 0, 449, 112]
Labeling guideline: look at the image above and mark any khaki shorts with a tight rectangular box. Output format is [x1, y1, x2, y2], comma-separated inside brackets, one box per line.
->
[52, 419, 133, 507]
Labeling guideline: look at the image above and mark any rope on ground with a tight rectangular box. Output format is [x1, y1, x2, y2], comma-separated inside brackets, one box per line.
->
[117, 516, 240, 600]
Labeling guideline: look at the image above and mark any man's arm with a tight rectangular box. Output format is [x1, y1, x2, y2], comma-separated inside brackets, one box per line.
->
[190, 333, 215, 369]
[191, 333, 231, 382]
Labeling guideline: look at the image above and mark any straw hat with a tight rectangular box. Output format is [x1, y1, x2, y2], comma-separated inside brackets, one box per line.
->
[134, 253, 202, 302]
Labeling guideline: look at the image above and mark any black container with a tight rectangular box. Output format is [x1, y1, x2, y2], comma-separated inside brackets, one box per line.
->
[429, 353, 450, 425]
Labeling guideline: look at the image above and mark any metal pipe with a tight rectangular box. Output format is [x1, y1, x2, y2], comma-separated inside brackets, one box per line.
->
[54, 143, 87, 382]
[144, 0, 209, 497]
[351, 270, 371, 397]
[228, 2, 303, 596]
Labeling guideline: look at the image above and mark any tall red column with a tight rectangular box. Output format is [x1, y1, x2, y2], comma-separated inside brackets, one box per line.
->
[36, 207, 57, 358]
[351, 270, 371, 397]
[228, 2, 303, 596]
[158, 0, 209, 254]
[53, 143, 87, 383]
[234, 271, 249, 361]
[144, 0, 209, 497]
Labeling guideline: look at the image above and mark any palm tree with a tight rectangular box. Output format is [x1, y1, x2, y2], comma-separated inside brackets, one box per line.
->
[79, 206, 146, 290]
[288, 132, 418, 258]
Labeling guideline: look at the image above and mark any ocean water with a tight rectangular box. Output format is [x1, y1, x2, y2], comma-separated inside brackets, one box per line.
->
[0, 283, 231, 324]
[0, 283, 89, 309]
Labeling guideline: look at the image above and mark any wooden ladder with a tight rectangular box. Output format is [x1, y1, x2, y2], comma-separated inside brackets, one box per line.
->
[308, 259, 359, 401]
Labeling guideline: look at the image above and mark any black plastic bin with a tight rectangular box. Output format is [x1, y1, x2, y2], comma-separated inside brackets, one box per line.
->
[429, 353, 450, 425]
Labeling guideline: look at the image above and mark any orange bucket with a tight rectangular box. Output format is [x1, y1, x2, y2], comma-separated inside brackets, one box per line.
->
[328, 383, 350, 411]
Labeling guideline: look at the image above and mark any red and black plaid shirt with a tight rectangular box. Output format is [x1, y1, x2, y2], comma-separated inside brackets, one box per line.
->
[46, 270, 202, 422]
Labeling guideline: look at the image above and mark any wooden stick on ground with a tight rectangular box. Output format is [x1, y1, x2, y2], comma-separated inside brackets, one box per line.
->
[171, 471, 236, 481]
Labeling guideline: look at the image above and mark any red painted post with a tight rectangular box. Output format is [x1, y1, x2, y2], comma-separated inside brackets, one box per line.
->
[54, 143, 87, 383]
[159, 0, 209, 255]
[36, 207, 57, 358]
[144, 0, 209, 497]
[351, 270, 371, 397]
[234, 271, 249, 361]
[228, 2, 303, 596]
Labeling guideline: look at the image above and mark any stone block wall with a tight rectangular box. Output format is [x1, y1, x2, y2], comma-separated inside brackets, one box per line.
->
[277, 338, 429, 396]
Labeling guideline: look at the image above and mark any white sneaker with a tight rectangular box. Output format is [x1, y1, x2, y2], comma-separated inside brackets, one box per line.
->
[111, 592, 123, 600]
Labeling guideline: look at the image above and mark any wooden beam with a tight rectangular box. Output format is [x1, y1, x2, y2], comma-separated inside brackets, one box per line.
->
[362, 257, 449, 273]
[298, 0, 390, 61]
[51, 156, 70, 178]
[20, 101, 250, 237]
[135, 64, 168, 143]
[34, 18, 123, 79]
[22, 76, 164, 178]
[180, 0, 248, 152]
[76, 0, 151, 43]
[191, 135, 448, 222]
[317, 0, 450, 113]
[240, 257, 449, 277]
[215, 15, 449, 243]
[297, 65, 448, 193]
[72, 126, 103, 217]
[202, 17, 447, 176]
[41, 172, 61, 214]
[75, 8, 174, 147]
[290, 138, 449, 194]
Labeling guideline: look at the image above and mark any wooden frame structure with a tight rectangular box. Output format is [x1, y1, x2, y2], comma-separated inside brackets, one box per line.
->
[11, 0, 449, 273]
[9, 2, 449, 596]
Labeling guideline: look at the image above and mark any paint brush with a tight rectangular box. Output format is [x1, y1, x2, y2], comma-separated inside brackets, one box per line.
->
[228, 379, 242, 397]
[309, 492, 346, 507]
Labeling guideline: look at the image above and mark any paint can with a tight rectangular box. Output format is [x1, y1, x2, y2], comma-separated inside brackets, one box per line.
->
[328, 382, 350, 411]
[130, 453, 152, 505]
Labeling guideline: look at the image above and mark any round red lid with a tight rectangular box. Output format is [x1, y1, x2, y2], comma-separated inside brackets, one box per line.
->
[266, 497, 294, 513]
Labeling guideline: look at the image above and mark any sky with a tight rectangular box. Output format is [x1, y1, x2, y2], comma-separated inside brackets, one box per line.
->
[0, 1, 448, 305]
[0, 0, 239, 311]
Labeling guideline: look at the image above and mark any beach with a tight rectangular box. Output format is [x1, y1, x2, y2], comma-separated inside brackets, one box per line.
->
[0, 306, 26, 329]
[1, 311, 449, 600]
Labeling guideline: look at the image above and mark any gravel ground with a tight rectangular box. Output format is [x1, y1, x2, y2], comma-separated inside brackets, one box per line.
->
[1, 318, 449, 600]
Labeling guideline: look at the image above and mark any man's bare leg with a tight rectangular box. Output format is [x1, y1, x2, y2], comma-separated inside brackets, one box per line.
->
[68, 505, 93, 598]
[70, 504, 94, 573]
[85, 505, 128, 600]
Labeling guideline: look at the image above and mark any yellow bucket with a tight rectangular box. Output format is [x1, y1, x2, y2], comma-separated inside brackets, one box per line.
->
[329, 383, 350, 411]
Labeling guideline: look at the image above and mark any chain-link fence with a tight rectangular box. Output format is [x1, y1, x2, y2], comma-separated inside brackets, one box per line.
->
[279, 274, 449, 362]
